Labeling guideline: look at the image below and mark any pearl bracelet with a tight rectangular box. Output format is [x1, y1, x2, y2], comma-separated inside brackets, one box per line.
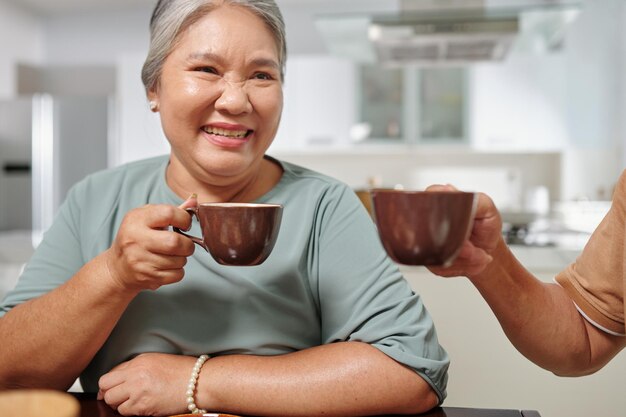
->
[186, 354, 209, 414]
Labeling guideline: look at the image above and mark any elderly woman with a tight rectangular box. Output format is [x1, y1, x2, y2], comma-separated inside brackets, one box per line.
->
[0, 1, 448, 416]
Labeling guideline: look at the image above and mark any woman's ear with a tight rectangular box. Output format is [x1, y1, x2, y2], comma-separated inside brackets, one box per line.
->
[147, 89, 159, 112]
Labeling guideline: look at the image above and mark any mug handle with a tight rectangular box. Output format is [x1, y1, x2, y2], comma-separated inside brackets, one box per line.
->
[173, 207, 204, 247]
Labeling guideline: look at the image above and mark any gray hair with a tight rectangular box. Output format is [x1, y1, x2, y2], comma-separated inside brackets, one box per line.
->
[141, 0, 287, 93]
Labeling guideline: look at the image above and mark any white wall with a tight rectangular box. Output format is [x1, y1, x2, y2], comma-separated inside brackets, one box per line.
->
[113, 53, 169, 167]
[0, 0, 44, 99]
[561, 148, 623, 201]
[470, 0, 625, 200]
[563, 0, 621, 150]
[42, 8, 150, 65]
[561, 0, 625, 198]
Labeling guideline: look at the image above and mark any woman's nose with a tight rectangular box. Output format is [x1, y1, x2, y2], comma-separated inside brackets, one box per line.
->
[215, 80, 253, 115]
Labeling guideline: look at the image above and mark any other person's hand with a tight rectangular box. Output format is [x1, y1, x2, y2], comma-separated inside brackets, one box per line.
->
[103, 195, 197, 293]
[425, 184, 503, 278]
[98, 353, 197, 416]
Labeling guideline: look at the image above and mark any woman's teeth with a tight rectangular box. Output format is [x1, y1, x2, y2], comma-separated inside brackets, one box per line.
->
[203, 127, 249, 138]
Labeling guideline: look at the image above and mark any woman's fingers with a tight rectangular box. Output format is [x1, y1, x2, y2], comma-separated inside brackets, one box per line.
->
[105, 198, 201, 292]
[143, 228, 195, 257]
[99, 369, 130, 409]
[178, 193, 198, 209]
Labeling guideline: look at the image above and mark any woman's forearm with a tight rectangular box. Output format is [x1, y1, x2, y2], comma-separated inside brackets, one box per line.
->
[0, 250, 137, 389]
[195, 342, 439, 417]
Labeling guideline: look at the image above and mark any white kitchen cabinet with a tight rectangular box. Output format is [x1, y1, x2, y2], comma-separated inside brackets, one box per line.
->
[469, 57, 569, 152]
[269, 55, 356, 152]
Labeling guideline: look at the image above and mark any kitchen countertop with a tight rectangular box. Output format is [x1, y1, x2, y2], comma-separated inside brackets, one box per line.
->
[508, 245, 580, 274]
[0, 229, 33, 264]
[0, 230, 34, 301]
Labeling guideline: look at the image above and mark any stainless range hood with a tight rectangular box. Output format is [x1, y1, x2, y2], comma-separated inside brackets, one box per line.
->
[315, 0, 582, 66]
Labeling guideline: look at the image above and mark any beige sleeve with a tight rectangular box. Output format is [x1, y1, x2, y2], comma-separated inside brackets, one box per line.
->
[555, 170, 626, 336]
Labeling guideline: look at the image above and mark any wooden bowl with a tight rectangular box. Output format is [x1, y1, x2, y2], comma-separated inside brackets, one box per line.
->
[0, 389, 80, 417]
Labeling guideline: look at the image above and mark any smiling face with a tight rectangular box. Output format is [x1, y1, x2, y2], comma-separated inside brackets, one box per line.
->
[149, 4, 283, 195]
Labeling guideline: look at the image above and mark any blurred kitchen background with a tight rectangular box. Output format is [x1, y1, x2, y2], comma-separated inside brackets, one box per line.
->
[0, 0, 624, 416]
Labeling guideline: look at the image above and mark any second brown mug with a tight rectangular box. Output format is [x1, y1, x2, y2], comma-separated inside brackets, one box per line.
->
[370, 189, 477, 266]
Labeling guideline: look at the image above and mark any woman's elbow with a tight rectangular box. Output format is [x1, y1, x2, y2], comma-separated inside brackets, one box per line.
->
[396, 384, 440, 415]
[416, 388, 440, 414]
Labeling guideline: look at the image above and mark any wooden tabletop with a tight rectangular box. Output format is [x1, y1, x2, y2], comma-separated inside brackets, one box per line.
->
[71, 393, 541, 417]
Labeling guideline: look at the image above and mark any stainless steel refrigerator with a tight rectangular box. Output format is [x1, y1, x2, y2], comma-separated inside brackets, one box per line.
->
[0, 94, 110, 247]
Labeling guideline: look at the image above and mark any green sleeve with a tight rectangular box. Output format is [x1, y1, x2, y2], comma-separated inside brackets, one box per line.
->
[312, 184, 449, 402]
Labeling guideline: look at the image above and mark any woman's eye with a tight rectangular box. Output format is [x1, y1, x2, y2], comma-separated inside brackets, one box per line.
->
[196, 66, 218, 74]
[253, 72, 273, 80]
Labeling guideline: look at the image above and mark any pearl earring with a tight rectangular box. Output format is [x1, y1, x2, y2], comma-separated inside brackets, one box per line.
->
[149, 101, 159, 111]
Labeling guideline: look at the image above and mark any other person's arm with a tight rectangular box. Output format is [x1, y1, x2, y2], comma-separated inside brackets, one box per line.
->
[428, 184, 626, 376]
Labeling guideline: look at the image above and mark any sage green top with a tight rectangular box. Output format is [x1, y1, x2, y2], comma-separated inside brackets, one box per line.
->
[1, 155, 449, 402]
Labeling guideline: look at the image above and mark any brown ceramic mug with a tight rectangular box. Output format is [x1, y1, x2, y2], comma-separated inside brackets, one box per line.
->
[370, 189, 477, 266]
[174, 202, 282, 266]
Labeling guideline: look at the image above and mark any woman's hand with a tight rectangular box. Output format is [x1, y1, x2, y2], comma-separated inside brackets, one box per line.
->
[425, 185, 503, 278]
[103, 195, 197, 294]
[98, 353, 196, 416]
